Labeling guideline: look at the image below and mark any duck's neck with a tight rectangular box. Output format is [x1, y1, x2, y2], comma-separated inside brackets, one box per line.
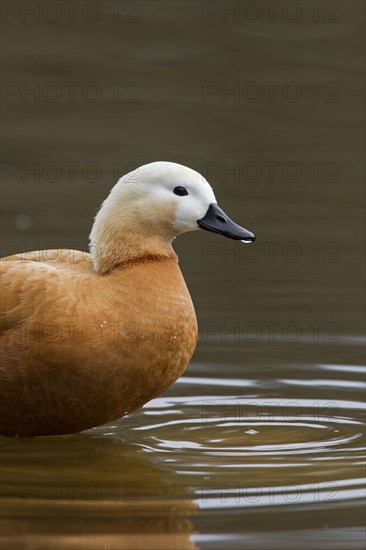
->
[91, 233, 176, 273]
[89, 212, 177, 274]
[89, 182, 180, 273]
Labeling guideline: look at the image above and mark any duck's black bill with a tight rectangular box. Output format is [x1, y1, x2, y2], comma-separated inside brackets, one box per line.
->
[197, 203, 256, 242]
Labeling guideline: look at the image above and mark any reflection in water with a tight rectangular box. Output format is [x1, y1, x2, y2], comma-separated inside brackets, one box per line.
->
[0, 436, 198, 550]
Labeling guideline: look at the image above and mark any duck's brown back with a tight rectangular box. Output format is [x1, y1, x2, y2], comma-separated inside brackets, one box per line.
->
[0, 250, 197, 436]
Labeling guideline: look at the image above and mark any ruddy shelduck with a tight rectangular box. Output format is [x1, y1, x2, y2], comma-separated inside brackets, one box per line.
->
[0, 162, 255, 437]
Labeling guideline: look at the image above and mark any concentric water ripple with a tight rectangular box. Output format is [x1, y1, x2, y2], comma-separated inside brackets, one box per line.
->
[101, 358, 366, 513]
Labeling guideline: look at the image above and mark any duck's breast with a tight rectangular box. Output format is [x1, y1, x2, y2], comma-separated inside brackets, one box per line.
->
[0, 254, 197, 435]
[100, 257, 198, 407]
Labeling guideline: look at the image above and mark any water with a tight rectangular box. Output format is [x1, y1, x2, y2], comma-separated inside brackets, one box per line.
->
[1, 2, 365, 549]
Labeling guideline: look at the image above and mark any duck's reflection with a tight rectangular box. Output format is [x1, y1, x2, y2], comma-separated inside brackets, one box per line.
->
[1, 432, 199, 550]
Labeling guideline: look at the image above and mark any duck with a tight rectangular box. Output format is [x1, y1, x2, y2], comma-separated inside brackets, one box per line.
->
[0, 161, 255, 437]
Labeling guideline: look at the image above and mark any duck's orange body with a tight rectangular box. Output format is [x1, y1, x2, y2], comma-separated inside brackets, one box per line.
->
[0, 250, 197, 436]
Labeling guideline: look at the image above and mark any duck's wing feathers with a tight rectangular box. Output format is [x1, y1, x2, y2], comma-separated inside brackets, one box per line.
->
[0, 250, 92, 334]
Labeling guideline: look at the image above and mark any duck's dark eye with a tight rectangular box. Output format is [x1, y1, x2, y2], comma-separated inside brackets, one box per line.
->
[173, 186, 188, 196]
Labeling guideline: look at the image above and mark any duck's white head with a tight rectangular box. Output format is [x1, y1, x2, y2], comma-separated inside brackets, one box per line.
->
[89, 161, 255, 273]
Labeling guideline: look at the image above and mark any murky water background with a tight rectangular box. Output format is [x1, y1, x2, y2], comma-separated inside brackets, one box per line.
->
[1, 1, 365, 549]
